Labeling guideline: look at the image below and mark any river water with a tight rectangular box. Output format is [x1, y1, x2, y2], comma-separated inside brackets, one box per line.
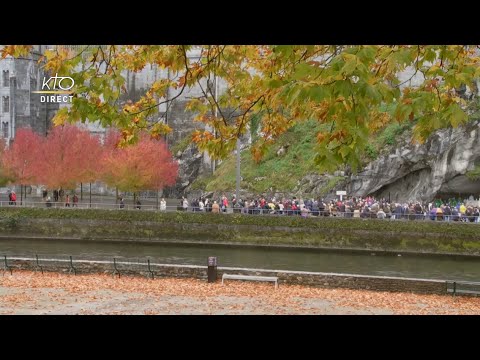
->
[0, 238, 479, 282]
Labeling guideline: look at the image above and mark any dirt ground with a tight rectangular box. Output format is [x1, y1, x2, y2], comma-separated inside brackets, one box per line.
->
[1, 271, 479, 315]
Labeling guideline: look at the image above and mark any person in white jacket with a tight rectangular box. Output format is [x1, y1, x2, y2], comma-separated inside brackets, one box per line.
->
[160, 198, 167, 212]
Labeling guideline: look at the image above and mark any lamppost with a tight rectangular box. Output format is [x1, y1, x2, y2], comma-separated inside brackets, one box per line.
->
[236, 137, 240, 203]
[212, 73, 241, 203]
[212, 74, 218, 173]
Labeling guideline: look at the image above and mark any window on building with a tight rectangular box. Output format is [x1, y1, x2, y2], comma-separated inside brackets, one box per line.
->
[3, 70, 9, 87]
[2, 122, 7, 138]
[2, 96, 9, 113]
[2, 122, 8, 138]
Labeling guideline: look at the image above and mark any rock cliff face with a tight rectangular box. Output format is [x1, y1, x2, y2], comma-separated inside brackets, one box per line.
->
[164, 142, 206, 198]
[181, 121, 480, 203]
[347, 121, 480, 202]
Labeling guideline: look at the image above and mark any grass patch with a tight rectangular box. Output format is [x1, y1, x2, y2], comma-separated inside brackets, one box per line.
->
[191, 120, 329, 193]
[376, 122, 412, 147]
[319, 176, 344, 196]
[466, 165, 480, 181]
[191, 117, 414, 191]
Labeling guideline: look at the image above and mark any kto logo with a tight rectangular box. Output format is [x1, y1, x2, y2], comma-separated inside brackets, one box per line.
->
[42, 74, 75, 91]
[33, 73, 75, 103]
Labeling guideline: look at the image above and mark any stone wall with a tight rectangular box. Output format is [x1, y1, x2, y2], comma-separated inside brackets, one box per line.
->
[5, 257, 447, 295]
[2, 216, 480, 255]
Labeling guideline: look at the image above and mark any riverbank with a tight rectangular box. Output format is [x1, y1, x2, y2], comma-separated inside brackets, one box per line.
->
[1, 271, 479, 314]
[1, 208, 480, 255]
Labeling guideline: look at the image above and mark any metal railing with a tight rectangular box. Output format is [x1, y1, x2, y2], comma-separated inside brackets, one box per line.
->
[2, 254, 478, 297]
[2, 255, 12, 276]
[0, 200, 479, 223]
[446, 281, 480, 297]
[0, 254, 180, 280]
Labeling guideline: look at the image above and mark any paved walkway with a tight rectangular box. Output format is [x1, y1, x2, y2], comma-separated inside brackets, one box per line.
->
[1, 271, 479, 315]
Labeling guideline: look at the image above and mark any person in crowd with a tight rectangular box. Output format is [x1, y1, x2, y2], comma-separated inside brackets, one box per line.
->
[443, 204, 451, 222]
[436, 206, 444, 221]
[300, 204, 310, 218]
[465, 206, 474, 222]
[451, 207, 460, 221]
[212, 200, 220, 213]
[474, 208, 480, 223]
[459, 203, 467, 217]
[73, 194, 79, 207]
[414, 202, 423, 220]
[222, 196, 229, 213]
[204, 198, 211, 212]
[376, 208, 386, 219]
[160, 198, 167, 212]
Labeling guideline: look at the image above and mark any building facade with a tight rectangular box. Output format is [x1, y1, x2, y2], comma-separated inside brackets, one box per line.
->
[0, 45, 59, 142]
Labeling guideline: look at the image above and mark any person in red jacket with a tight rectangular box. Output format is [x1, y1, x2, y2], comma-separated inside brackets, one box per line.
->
[11, 191, 17, 205]
[222, 196, 229, 212]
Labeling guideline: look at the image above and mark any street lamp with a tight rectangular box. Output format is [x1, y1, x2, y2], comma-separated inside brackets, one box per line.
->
[212, 73, 241, 203]
[236, 137, 240, 203]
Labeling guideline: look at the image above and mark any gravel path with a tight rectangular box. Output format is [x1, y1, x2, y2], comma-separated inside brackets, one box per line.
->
[1, 271, 479, 315]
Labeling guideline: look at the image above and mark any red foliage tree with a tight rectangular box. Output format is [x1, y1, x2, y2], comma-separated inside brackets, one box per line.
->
[101, 134, 178, 204]
[37, 125, 103, 193]
[103, 128, 121, 152]
[1, 128, 43, 203]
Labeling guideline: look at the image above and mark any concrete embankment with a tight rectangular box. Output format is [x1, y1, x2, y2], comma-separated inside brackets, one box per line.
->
[0, 208, 479, 255]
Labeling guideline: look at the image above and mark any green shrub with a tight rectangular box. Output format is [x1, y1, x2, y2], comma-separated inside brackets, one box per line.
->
[320, 176, 344, 195]
[1, 207, 480, 239]
[466, 165, 480, 181]
[365, 144, 378, 160]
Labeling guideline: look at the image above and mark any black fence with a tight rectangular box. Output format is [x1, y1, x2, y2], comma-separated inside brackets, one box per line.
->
[1, 254, 202, 280]
[1, 254, 479, 297]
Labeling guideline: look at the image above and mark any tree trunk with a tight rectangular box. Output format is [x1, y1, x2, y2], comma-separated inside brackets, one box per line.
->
[81, 182, 83, 201]
[20, 184, 23, 206]
[115, 187, 118, 205]
[156, 190, 159, 210]
[133, 192, 136, 206]
[89, 182, 92, 208]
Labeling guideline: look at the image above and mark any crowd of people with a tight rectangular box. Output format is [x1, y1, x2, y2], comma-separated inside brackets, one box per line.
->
[180, 196, 228, 213]
[41, 188, 79, 208]
[181, 195, 480, 222]
[4, 187, 480, 223]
